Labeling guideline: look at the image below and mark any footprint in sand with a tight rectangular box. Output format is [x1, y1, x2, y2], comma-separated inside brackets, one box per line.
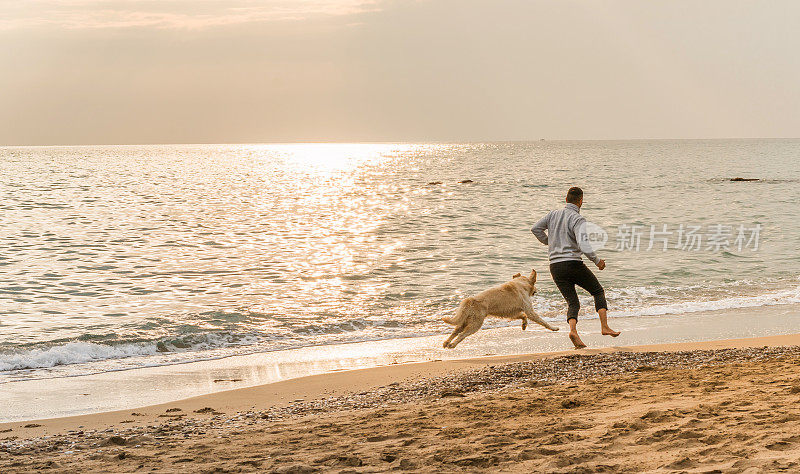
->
[675, 430, 704, 440]
[766, 441, 793, 451]
[701, 434, 724, 446]
[663, 456, 695, 470]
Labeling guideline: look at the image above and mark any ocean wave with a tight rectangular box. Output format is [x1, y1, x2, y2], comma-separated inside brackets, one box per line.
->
[3, 283, 799, 374]
[615, 287, 800, 317]
[567, 285, 800, 320]
[0, 318, 406, 373]
[0, 341, 158, 372]
[0, 332, 262, 372]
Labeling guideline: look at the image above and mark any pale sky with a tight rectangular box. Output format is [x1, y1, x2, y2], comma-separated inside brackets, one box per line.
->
[2, 0, 799, 145]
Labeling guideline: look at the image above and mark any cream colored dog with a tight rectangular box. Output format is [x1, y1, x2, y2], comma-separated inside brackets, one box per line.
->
[442, 269, 558, 349]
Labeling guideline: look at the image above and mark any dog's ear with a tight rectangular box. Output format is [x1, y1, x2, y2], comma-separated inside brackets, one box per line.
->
[530, 268, 537, 283]
[512, 273, 521, 279]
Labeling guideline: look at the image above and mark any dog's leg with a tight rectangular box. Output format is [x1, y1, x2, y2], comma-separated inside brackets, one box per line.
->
[446, 308, 486, 348]
[443, 324, 464, 348]
[447, 319, 482, 348]
[523, 301, 558, 331]
[511, 311, 527, 330]
[444, 300, 486, 348]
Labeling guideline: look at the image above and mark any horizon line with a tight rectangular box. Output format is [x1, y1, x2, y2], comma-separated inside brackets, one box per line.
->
[2, 137, 800, 148]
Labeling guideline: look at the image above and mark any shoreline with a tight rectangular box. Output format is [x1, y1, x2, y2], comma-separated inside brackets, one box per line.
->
[3, 302, 800, 424]
[4, 334, 800, 472]
[4, 331, 800, 438]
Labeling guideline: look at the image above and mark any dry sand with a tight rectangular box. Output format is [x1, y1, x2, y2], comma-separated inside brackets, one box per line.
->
[4, 334, 800, 472]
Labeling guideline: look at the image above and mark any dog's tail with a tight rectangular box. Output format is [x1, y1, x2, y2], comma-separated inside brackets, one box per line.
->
[442, 297, 480, 326]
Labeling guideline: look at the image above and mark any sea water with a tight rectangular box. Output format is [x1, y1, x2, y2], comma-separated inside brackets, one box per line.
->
[1, 140, 799, 383]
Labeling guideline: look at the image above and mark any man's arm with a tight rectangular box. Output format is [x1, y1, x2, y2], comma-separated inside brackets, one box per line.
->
[531, 212, 551, 245]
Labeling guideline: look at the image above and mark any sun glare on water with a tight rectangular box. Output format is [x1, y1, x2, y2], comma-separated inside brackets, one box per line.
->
[247, 143, 422, 174]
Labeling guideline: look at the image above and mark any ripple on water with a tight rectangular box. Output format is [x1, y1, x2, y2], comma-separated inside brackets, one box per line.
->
[0, 142, 798, 378]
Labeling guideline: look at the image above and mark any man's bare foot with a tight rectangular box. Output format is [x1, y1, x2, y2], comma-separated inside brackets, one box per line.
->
[601, 326, 620, 337]
[569, 332, 587, 349]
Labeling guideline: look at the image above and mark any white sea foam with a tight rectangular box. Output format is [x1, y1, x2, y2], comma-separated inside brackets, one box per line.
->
[0, 341, 158, 372]
[564, 285, 800, 320]
[613, 286, 800, 318]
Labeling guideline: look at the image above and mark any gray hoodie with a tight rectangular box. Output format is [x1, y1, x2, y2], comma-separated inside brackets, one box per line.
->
[531, 203, 600, 265]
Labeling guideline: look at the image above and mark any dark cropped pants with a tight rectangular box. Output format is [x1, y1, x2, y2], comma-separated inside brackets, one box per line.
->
[549, 260, 608, 321]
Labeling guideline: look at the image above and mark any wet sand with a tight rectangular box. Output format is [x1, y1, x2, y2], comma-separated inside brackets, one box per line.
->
[6, 303, 800, 424]
[4, 334, 800, 472]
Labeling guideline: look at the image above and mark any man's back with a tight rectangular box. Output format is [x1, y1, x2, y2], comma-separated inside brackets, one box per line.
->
[531, 202, 599, 265]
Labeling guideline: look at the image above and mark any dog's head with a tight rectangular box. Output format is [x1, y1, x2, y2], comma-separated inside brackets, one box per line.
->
[511, 269, 537, 295]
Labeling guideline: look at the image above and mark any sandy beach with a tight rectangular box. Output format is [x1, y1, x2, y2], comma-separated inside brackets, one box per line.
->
[4, 333, 800, 472]
[5, 0, 800, 471]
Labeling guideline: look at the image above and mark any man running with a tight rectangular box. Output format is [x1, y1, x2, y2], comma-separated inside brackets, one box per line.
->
[531, 187, 620, 349]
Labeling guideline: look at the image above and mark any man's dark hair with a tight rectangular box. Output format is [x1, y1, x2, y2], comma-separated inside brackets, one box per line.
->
[566, 187, 583, 204]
